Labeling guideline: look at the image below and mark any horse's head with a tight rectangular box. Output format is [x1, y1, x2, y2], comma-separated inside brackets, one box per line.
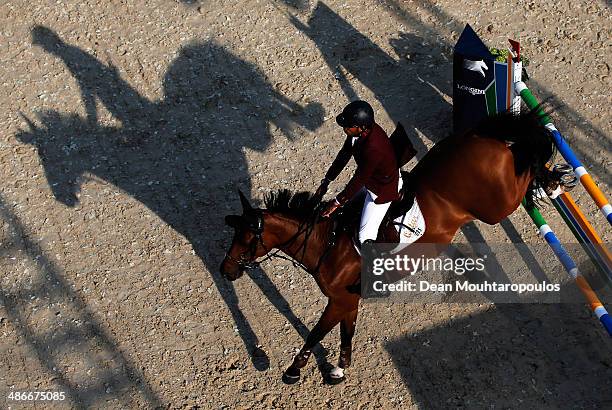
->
[16, 111, 86, 207]
[31, 25, 64, 53]
[220, 191, 271, 281]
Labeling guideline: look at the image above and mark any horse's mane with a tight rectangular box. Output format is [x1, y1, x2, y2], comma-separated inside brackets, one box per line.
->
[474, 106, 556, 172]
[263, 189, 320, 217]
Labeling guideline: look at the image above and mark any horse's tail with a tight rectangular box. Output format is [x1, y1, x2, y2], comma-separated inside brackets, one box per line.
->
[474, 105, 556, 207]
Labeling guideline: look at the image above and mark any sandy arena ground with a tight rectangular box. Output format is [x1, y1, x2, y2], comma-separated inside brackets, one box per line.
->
[1, 0, 611, 408]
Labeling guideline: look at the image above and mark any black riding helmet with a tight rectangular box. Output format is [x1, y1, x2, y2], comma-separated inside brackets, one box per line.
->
[336, 100, 374, 129]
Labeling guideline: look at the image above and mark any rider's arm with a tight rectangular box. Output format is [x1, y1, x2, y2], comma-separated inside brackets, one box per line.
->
[336, 151, 381, 204]
[324, 136, 353, 182]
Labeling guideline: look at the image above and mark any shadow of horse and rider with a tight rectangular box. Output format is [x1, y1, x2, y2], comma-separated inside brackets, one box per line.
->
[18, 26, 326, 371]
[19, 3, 459, 374]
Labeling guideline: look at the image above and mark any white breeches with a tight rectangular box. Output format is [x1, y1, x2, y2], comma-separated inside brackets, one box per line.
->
[358, 171, 403, 243]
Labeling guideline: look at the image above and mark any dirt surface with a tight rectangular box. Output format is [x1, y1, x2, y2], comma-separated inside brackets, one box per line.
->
[1, 0, 611, 408]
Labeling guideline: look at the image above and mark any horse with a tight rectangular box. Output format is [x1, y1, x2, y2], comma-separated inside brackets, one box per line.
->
[220, 109, 559, 384]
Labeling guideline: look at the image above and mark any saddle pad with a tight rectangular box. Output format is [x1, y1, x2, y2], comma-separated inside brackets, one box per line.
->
[351, 197, 425, 256]
[393, 198, 425, 244]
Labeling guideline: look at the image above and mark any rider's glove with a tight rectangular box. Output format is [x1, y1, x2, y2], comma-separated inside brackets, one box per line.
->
[321, 198, 341, 218]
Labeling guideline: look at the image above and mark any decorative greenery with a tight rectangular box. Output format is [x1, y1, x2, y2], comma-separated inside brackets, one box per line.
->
[489, 47, 530, 66]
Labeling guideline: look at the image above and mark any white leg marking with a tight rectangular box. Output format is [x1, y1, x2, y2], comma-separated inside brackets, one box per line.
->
[330, 366, 345, 379]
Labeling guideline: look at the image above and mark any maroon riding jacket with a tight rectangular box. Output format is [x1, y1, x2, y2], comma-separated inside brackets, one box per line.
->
[325, 123, 400, 204]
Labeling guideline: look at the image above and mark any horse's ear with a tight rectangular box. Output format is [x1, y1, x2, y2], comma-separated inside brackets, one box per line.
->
[19, 112, 37, 132]
[238, 190, 253, 213]
[225, 215, 242, 229]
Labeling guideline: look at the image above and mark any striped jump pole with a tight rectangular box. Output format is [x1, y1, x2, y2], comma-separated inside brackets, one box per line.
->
[548, 192, 612, 283]
[522, 200, 612, 336]
[516, 78, 612, 280]
[516, 81, 612, 226]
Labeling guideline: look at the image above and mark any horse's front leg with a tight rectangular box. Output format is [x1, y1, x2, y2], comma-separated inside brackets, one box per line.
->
[283, 301, 344, 384]
[328, 307, 359, 384]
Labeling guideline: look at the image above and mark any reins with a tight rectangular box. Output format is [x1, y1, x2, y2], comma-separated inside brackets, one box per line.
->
[227, 197, 334, 275]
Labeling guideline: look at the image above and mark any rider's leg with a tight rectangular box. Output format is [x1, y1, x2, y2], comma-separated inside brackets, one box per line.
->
[358, 191, 393, 297]
[358, 170, 403, 243]
[358, 190, 392, 244]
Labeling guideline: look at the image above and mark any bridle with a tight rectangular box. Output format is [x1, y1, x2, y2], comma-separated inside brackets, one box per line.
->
[223, 210, 270, 270]
[224, 202, 331, 274]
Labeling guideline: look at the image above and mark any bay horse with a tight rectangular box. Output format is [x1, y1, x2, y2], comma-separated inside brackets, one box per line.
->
[220, 109, 557, 384]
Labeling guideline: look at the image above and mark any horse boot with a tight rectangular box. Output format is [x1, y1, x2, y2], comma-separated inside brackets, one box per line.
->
[327, 345, 352, 385]
[360, 239, 391, 299]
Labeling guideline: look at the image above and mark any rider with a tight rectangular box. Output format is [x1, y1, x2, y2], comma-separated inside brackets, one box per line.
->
[317, 100, 401, 247]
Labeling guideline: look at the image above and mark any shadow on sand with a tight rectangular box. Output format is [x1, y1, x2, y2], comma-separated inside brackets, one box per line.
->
[0, 196, 163, 408]
[16, 25, 326, 377]
[385, 303, 612, 408]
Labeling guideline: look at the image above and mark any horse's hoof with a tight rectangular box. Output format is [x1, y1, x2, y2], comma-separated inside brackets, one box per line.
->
[282, 372, 301, 385]
[282, 368, 301, 385]
[325, 375, 345, 385]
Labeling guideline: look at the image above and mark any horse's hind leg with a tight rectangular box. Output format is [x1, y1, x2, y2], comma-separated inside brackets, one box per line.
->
[282, 301, 344, 384]
[328, 307, 359, 384]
